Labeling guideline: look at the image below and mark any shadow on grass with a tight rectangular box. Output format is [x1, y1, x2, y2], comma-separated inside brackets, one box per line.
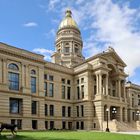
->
[0, 135, 78, 140]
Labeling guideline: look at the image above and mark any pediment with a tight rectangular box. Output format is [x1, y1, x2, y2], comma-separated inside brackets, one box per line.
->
[102, 51, 126, 67]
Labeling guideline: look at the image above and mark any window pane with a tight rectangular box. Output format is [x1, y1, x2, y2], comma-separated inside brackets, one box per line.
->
[45, 104, 48, 116]
[31, 70, 36, 75]
[62, 106, 66, 117]
[8, 63, 19, 71]
[8, 72, 19, 91]
[31, 77, 36, 93]
[49, 83, 54, 97]
[49, 75, 53, 81]
[62, 85, 65, 99]
[44, 82, 47, 96]
[68, 107, 71, 117]
[50, 105, 54, 116]
[32, 101, 37, 114]
[67, 87, 71, 100]
[10, 98, 22, 114]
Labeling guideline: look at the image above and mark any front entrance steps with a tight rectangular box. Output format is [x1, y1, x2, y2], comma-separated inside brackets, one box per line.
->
[103, 120, 140, 132]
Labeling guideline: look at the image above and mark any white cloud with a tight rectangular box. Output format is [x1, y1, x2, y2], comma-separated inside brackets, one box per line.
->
[44, 29, 56, 38]
[48, 0, 60, 10]
[33, 48, 54, 61]
[65, 0, 140, 77]
[23, 22, 38, 27]
[40, 0, 140, 80]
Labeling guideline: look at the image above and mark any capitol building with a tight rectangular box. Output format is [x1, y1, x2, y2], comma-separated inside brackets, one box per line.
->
[0, 9, 140, 131]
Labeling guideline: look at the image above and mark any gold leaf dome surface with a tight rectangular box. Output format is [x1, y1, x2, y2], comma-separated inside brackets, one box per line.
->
[58, 9, 79, 30]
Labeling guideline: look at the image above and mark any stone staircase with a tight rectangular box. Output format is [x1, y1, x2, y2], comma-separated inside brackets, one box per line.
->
[103, 120, 140, 132]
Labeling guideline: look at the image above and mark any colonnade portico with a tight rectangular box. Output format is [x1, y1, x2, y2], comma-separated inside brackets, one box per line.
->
[95, 71, 109, 95]
[94, 70, 127, 100]
[104, 105, 128, 122]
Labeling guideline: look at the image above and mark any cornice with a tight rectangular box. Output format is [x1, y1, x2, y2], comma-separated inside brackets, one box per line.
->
[0, 42, 45, 64]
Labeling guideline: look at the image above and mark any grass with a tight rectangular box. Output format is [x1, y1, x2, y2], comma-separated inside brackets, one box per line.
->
[0, 131, 140, 140]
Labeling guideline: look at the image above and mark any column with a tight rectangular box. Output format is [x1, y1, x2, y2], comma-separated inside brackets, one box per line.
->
[25, 65, 29, 88]
[99, 73, 102, 95]
[21, 64, 25, 88]
[105, 74, 108, 95]
[2, 59, 7, 84]
[116, 80, 118, 97]
[123, 80, 126, 100]
[96, 74, 99, 94]
[118, 80, 121, 98]
[125, 109, 128, 122]
[120, 107, 123, 122]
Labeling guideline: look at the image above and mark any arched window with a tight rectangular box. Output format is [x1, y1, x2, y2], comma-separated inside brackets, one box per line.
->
[8, 63, 19, 91]
[31, 69, 36, 93]
[31, 70, 36, 75]
[8, 63, 19, 71]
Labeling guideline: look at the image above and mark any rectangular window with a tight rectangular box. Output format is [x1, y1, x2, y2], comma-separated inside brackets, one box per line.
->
[67, 80, 71, 85]
[77, 79, 79, 84]
[81, 78, 84, 83]
[10, 98, 22, 114]
[32, 101, 37, 115]
[68, 107, 71, 117]
[17, 119, 22, 129]
[45, 121, 48, 129]
[81, 121, 84, 130]
[62, 78, 65, 84]
[77, 86, 80, 99]
[62, 121, 66, 129]
[81, 85, 84, 99]
[77, 106, 79, 117]
[50, 105, 54, 116]
[45, 104, 48, 116]
[44, 82, 47, 96]
[68, 122, 72, 130]
[93, 106, 96, 117]
[67, 87, 71, 100]
[44, 74, 47, 80]
[62, 106, 66, 117]
[8, 72, 19, 91]
[11, 119, 15, 125]
[49, 75, 53, 81]
[81, 105, 84, 117]
[50, 121, 54, 130]
[32, 120, 37, 129]
[132, 112, 135, 121]
[65, 47, 70, 53]
[76, 122, 79, 129]
[49, 83, 54, 97]
[62, 85, 65, 99]
[31, 77, 36, 93]
[112, 90, 116, 97]
[138, 99, 140, 105]
[93, 123, 96, 128]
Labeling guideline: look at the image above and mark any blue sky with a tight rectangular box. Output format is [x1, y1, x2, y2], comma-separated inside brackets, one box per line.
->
[0, 0, 140, 84]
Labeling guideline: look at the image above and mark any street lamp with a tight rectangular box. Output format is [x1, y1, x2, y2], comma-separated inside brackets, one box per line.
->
[136, 110, 140, 121]
[106, 108, 110, 132]
[112, 107, 117, 119]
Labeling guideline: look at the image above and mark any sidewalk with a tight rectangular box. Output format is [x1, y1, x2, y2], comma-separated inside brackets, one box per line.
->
[114, 131, 140, 135]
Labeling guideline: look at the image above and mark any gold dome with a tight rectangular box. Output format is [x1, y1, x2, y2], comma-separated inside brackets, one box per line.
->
[58, 9, 79, 30]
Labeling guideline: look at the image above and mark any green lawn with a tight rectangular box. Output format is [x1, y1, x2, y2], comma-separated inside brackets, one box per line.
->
[0, 131, 140, 140]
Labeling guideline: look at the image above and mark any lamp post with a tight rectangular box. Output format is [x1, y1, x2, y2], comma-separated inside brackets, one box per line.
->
[106, 108, 110, 132]
[112, 107, 117, 119]
[136, 110, 140, 121]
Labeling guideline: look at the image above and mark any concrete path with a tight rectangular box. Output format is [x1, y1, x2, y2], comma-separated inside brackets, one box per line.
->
[114, 131, 140, 135]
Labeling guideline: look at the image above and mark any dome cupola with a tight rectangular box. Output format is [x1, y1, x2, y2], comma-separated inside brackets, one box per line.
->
[58, 9, 79, 31]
